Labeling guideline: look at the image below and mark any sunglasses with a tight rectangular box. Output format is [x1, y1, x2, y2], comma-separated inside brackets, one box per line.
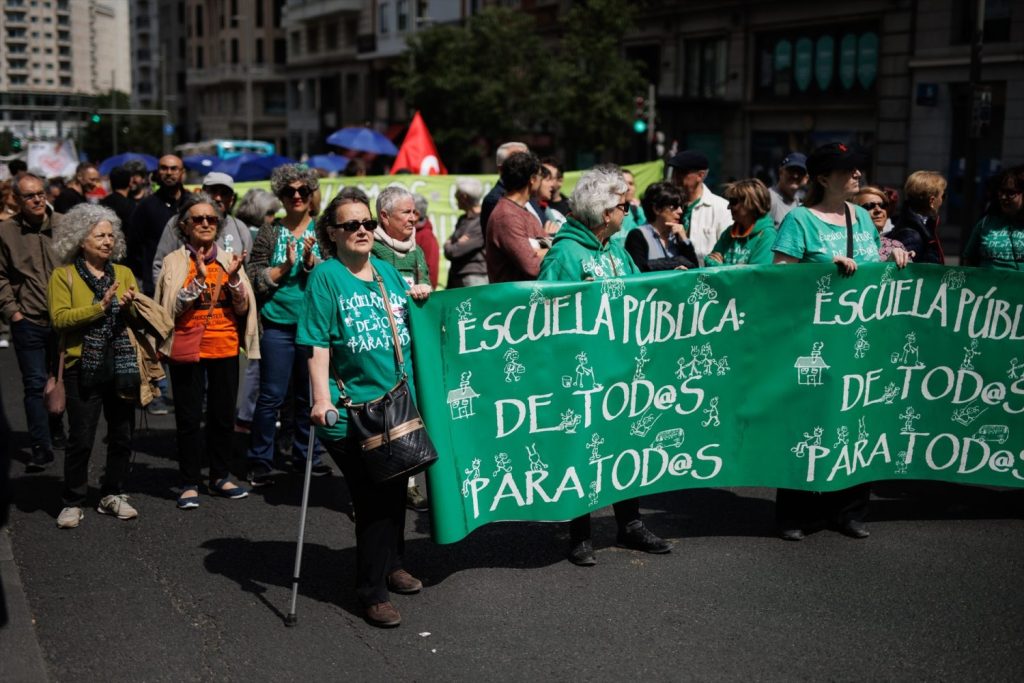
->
[659, 202, 681, 211]
[187, 214, 219, 225]
[613, 202, 630, 214]
[331, 219, 377, 232]
[280, 186, 313, 200]
[859, 202, 885, 211]
[727, 197, 741, 207]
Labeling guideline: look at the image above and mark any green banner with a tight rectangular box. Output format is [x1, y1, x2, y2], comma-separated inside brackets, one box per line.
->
[408, 264, 1024, 543]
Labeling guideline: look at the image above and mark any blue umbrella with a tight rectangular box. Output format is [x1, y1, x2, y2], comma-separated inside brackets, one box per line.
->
[183, 154, 219, 172]
[307, 154, 350, 173]
[98, 152, 158, 176]
[211, 153, 298, 182]
[325, 127, 398, 156]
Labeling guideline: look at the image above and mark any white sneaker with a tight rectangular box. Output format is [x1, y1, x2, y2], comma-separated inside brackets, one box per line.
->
[97, 494, 139, 520]
[0, 338, 10, 348]
[57, 506, 84, 528]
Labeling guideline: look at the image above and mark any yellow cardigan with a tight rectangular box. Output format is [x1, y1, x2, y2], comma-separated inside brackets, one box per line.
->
[154, 246, 260, 360]
[47, 263, 139, 367]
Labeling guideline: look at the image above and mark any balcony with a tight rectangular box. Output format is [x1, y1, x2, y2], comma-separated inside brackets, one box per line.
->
[5, 11, 27, 24]
[282, 0, 361, 26]
[6, 30, 28, 42]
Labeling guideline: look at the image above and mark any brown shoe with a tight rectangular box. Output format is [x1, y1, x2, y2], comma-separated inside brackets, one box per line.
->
[365, 601, 401, 628]
[386, 569, 423, 595]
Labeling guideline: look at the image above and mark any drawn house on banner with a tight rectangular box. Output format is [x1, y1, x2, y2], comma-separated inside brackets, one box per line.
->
[447, 372, 479, 420]
[794, 343, 829, 386]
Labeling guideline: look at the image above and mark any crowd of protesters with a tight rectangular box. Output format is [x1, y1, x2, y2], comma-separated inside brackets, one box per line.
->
[0, 141, 1021, 628]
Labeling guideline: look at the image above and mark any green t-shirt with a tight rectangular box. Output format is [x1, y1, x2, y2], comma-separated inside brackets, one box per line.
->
[963, 214, 1024, 270]
[260, 221, 321, 325]
[705, 214, 778, 267]
[296, 257, 416, 441]
[772, 204, 881, 264]
[681, 197, 701, 232]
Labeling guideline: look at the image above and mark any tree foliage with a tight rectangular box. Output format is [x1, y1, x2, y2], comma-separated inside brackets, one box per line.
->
[394, 0, 645, 170]
[80, 90, 164, 162]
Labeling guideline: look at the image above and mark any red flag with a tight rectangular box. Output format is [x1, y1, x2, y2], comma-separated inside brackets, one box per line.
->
[390, 112, 447, 175]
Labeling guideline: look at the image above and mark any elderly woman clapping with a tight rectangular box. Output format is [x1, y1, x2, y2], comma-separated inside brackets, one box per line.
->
[156, 193, 259, 509]
[47, 204, 141, 529]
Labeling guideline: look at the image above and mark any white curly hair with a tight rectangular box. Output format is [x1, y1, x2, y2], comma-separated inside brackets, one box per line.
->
[53, 203, 126, 265]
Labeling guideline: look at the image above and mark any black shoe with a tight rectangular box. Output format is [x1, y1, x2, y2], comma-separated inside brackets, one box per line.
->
[839, 520, 870, 539]
[25, 446, 54, 473]
[288, 460, 334, 477]
[247, 465, 276, 488]
[568, 540, 597, 566]
[779, 528, 805, 542]
[406, 484, 428, 512]
[51, 430, 68, 450]
[616, 522, 672, 554]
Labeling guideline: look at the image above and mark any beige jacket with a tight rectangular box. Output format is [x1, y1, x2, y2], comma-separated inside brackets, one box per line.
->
[154, 246, 260, 360]
[126, 292, 174, 406]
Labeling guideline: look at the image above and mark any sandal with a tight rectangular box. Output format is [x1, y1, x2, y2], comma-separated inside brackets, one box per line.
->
[177, 486, 200, 510]
[210, 478, 249, 500]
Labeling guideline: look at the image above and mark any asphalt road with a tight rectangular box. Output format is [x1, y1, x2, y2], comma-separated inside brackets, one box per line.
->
[1, 348, 1022, 682]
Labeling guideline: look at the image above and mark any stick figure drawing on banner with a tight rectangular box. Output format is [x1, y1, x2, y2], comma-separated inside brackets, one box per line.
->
[961, 339, 981, 370]
[1009, 358, 1023, 380]
[854, 325, 870, 359]
[701, 397, 720, 427]
[503, 348, 525, 382]
[574, 351, 601, 389]
[900, 332, 920, 366]
[526, 443, 548, 472]
[899, 406, 922, 433]
[492, 452, 512, 477]
[634, 346, 650, 381]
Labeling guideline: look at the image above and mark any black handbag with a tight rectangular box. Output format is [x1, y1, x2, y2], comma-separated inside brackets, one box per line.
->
[332, 269, 438, 483]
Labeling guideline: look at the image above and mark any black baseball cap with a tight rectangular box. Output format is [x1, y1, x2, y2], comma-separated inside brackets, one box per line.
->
[780, 152, 807, 171]
[806, 143, 866, 178]
[667, 150, 709, 174]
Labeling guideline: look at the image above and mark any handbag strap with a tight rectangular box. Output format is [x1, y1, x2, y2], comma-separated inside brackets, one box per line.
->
[845, 203, 854, 259]
[55, 266, 72, 381]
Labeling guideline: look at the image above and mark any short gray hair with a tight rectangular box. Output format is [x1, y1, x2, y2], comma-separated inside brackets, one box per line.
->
[53, 203, 126, 265]
[270, 163, 320, 196]
[174, 192, 224, 242]
[496, 141, 528, 168]
[235, 188, 282, 227]
[413, 193, 429, 219]
[569, 167, 628, 229]
[376, 185, 414, 219]
[455, 177, 483, 203]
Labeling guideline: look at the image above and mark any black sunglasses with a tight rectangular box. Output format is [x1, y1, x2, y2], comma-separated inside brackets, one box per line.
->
[331, 219, 377, 233]
[280, 186, 313, 200]
[859, 201, 885, 211]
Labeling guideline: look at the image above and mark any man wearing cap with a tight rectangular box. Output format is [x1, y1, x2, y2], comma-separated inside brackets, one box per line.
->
[769, 153, 808, 228]
[150, 171, 252, 285]
[666, 150, 731, 263]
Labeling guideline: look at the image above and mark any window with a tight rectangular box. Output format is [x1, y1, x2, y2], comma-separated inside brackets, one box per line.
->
[231, 38, 238, 64]
[379, 2, 389, 34]
[256, 0, 263, 28]
[325, 22, 338, 50]
[683, 37, 727, 99]
[307, 26, 319, 53]
[195, 45, 203, 68]
[755, 25, 878, 100]
[953, 0, 1011, 44]
[60, 76, 70, 87]
[195, 5, 203, 37]
[397, 0, 408, 31]
[291, 31, 300, 55]
[273, 38, 285, 64]
[255, 38, 264, 64]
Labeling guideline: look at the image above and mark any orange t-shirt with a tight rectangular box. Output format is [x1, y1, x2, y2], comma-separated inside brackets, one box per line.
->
[176, 260, 240, 359]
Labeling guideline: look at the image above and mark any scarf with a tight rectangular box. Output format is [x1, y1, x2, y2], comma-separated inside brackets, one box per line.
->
[73, 258, 139, 395]
[374, 226, 416, 254]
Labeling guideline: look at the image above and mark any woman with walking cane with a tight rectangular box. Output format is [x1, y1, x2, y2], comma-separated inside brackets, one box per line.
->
[298, 187, 431, 628]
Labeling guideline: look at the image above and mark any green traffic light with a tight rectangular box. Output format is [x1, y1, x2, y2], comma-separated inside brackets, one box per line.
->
[12, 138, 21, 149]
[91, 114, 101, 123]
[633, 119, 647, 134]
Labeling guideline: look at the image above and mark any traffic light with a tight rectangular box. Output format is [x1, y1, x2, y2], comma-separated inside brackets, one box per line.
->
[90, 112, 101, 124]
[11, 137, 21, 150]
[633, 97, 647, 134]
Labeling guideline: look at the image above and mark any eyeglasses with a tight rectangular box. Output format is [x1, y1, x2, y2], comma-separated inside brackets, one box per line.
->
[17, 191, 47, 202]
[280, 186, 313, 200]
[859, 202, 886, 211]
[187, 214, 219, 225]
[727, 197, 741, 207]
[331, 219, 377, 233]
[613, 202, 630, 214]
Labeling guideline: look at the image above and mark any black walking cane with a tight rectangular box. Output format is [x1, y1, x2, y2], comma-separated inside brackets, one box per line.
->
[285, 383, 337, 627]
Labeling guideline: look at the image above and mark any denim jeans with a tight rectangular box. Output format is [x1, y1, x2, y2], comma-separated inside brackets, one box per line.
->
[10, 318, 57, 451]
[246, 321, 321, 469]
[169, 356, 239, 487]
[62, 365, 134, 506]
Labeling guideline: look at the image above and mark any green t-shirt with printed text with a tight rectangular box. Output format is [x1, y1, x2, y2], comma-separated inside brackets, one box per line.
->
[260, 221, 321, 325]
[772, 204, 881, 264]
[963, 214, 1024, 270]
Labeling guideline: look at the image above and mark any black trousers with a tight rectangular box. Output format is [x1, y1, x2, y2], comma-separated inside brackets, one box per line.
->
[775, 484, 871, 530]
[169, 356, 238, 487]
[323, 438, 408, 607]
[62, 365, 134, 506]
[569, 498, 641, 543]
